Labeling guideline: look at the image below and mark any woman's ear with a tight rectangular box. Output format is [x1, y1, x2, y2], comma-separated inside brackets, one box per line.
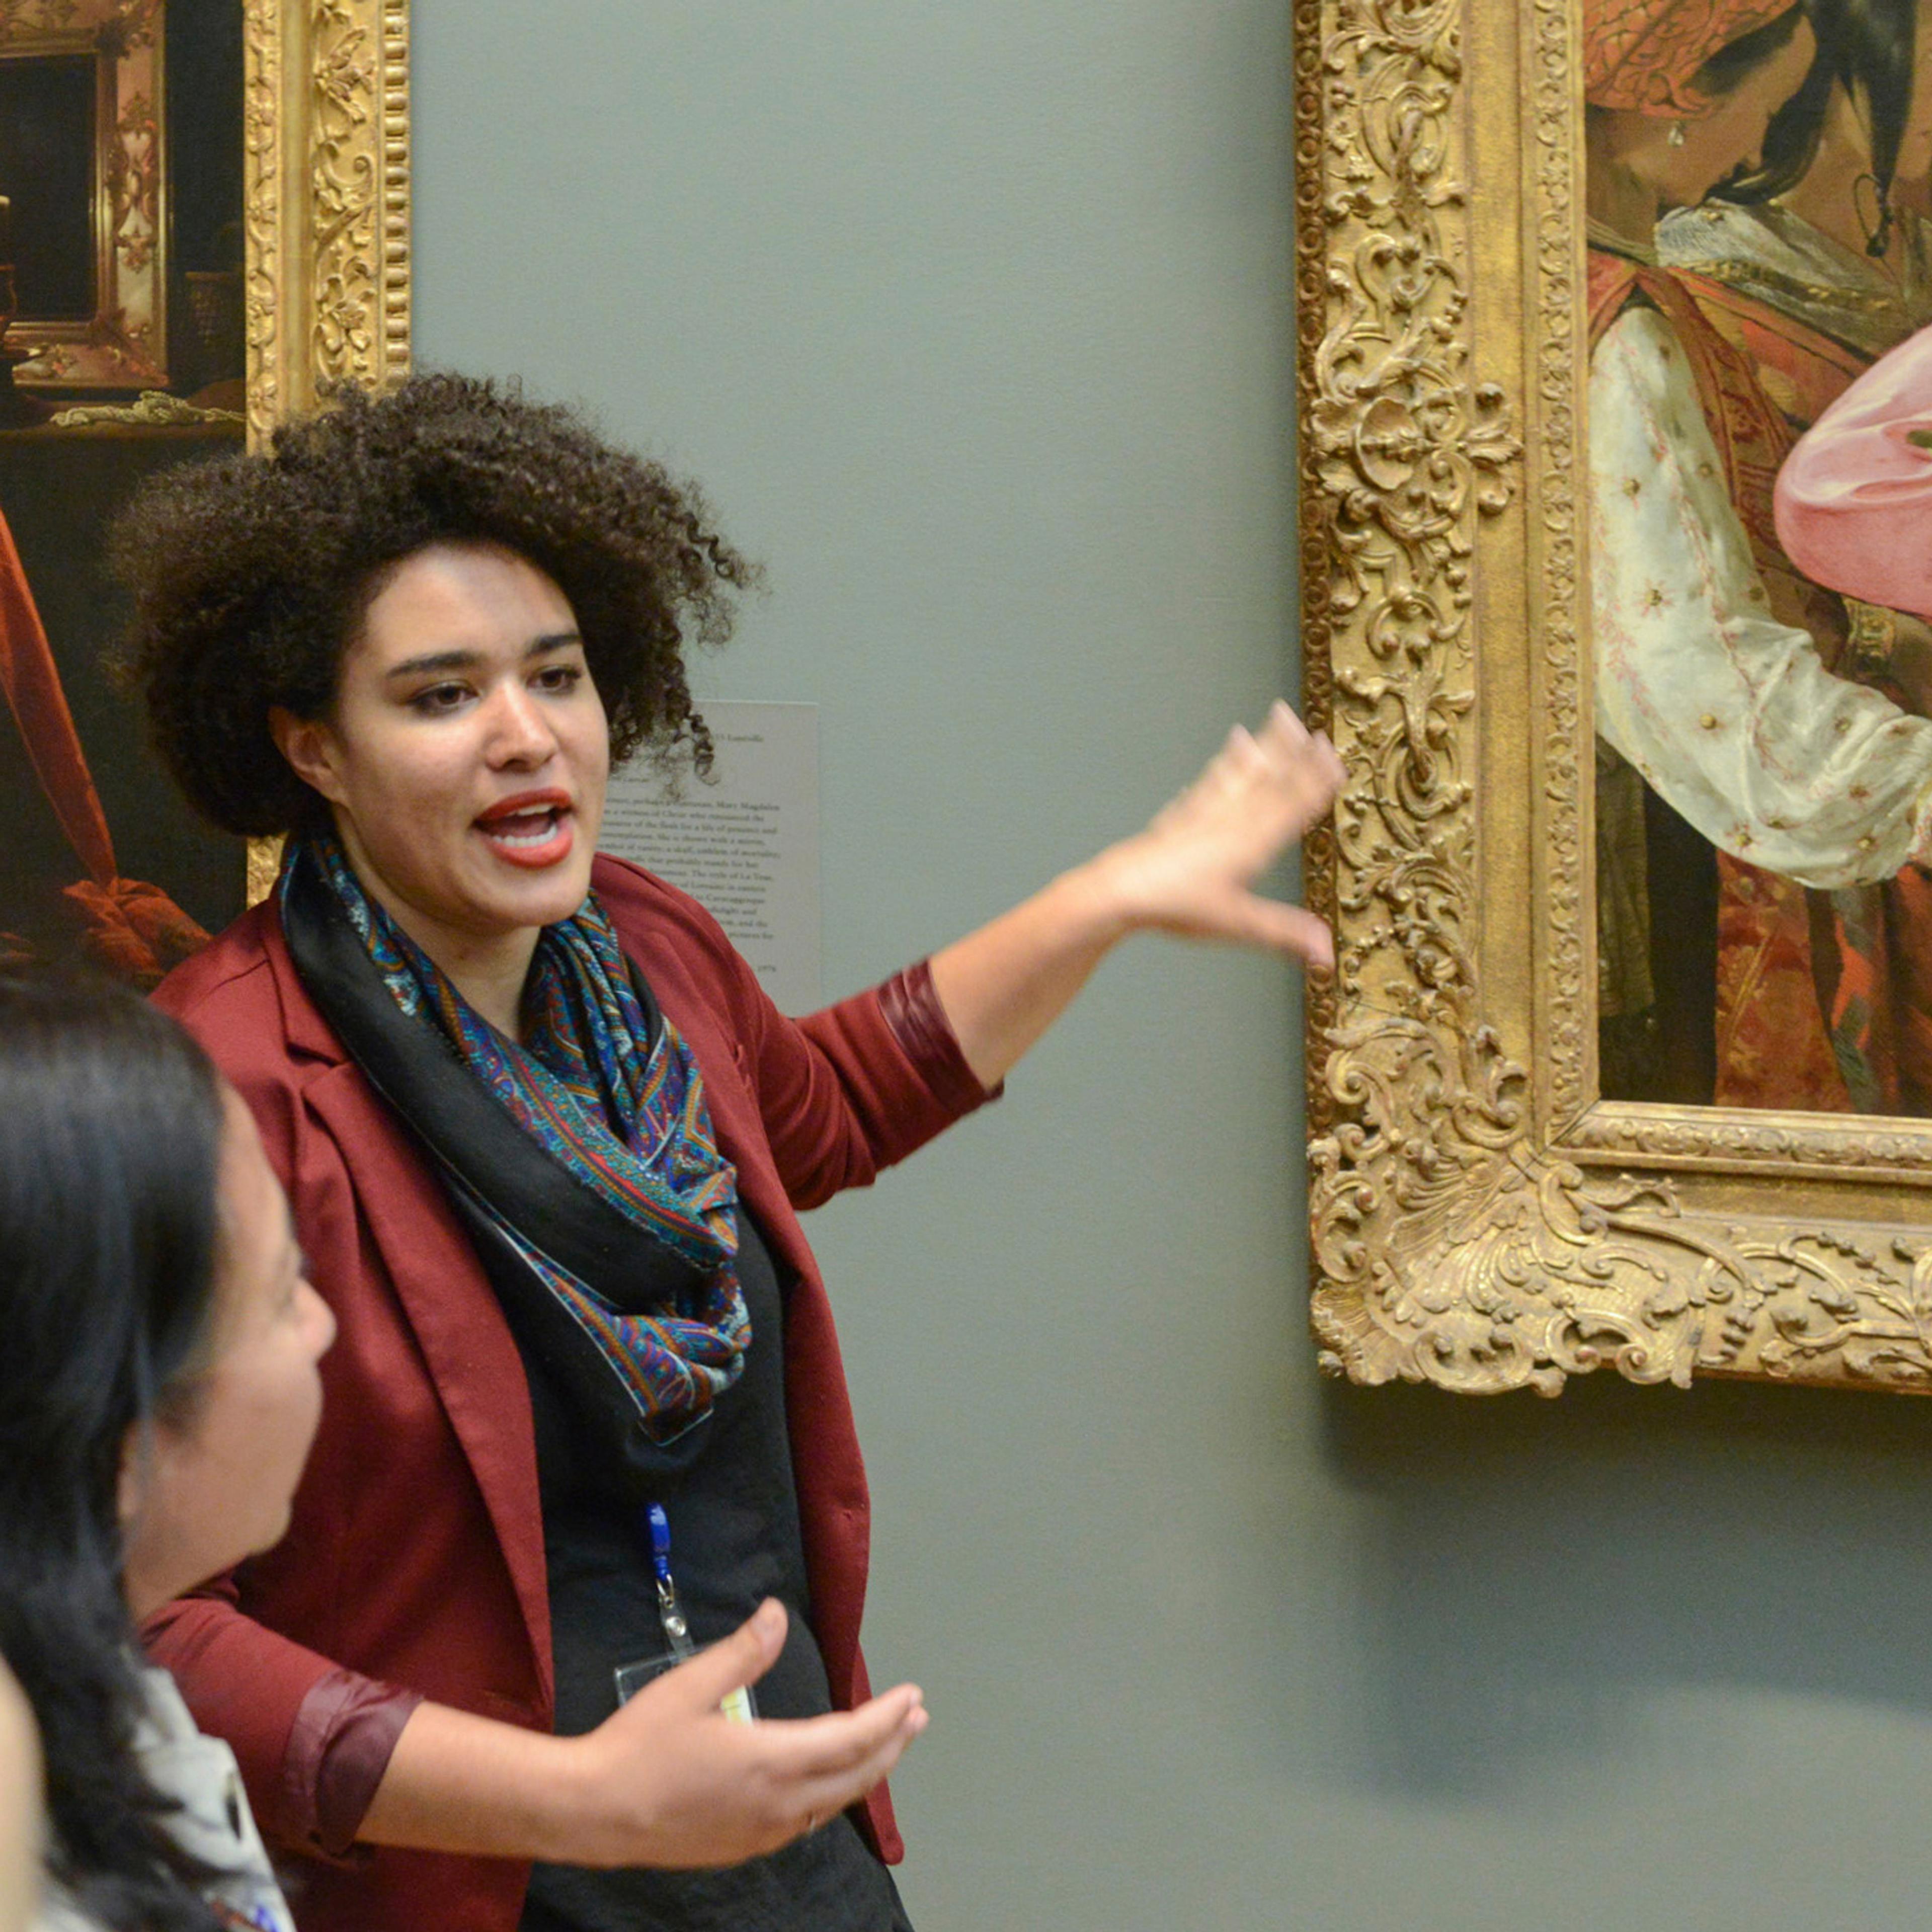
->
[268, 706, 347, 807]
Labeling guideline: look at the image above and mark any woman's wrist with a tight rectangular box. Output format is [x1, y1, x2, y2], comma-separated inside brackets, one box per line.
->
[520, 1729, 608, 1865]
[924, 858, 1137, 1090]
[536, 1724, 670, 1870]
[1046, 843, 1148, 951]
[359, 1701, 596, 1864]
[516, 1731, 634, 1868]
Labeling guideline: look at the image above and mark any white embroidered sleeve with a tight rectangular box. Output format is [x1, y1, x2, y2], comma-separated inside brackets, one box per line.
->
[1590, 304, 1932, 889]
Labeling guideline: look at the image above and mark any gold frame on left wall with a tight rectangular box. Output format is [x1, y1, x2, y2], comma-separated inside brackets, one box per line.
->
[243, 0, 411, 902]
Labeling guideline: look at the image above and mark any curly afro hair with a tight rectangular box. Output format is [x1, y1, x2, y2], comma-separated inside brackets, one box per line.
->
[113, 371, 754, 837]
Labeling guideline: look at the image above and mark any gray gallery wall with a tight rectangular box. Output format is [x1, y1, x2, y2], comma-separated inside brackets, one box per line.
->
[413, 6, 1932, 1926]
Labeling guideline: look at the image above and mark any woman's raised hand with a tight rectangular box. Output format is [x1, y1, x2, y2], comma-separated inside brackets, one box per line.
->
[1093, 700, 1343, 968]
[559, 1599, 926, 1868]
[928, 700, 1344, 1089]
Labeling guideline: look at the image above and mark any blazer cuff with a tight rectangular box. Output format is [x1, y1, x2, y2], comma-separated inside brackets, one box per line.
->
[284, 1668, 425, 1860]
[877, 958, 1001, 1114]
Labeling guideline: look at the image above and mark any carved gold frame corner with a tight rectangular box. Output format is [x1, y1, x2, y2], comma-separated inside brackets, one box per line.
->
[1298, 0, 1932, 1398]
[243, 0, 410, 902]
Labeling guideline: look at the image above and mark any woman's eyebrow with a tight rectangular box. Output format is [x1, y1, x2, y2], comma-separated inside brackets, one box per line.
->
[383, 631, 584, 681]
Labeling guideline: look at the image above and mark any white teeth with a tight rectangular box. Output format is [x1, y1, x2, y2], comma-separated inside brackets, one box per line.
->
[483, 811, 561, 848]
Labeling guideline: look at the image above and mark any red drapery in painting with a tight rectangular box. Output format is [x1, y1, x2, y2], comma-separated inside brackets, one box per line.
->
[0, 502, 208, 984]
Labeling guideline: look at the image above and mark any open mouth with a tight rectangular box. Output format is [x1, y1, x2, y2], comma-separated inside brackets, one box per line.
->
[475, 791, 575, 867]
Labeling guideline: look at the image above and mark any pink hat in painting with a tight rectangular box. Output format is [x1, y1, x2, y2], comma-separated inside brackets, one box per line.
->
[1776, 324, 1932, 622]
[1583, 0, 1795, 114]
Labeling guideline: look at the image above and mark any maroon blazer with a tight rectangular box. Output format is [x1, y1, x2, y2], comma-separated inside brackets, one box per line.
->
[146, 855, 990, 1932]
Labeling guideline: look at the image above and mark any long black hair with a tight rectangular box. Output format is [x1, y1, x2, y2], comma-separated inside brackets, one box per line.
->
[0, 977, 229, 1931]
[1716, 0, 1916, 255]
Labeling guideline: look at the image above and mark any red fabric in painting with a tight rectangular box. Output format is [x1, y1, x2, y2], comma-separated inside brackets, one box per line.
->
[61, 876, 212, 989]
[0, 500, 211, 985]
[1815, 847, 1932, 1113]
[1673, 273, 1868, 430]
[0, 499, 115, 883]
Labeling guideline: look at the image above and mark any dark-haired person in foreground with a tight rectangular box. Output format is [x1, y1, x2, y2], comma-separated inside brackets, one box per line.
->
[124, 373, 1344, 1932]
[0, 977, 332, 1931]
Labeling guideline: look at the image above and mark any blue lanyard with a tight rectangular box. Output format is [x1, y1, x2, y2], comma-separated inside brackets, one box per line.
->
[629, 1502, 756, 1723]
[646, 1502, 695, 1661]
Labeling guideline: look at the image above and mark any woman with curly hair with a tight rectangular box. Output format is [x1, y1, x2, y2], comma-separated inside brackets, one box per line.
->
[0, 975, 336, 1932]
[121, 372, 1342, 1932]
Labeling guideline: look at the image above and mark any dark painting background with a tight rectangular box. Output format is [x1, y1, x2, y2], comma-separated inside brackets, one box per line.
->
[0, 0, 247, 977]
[0, 54, 93, 319]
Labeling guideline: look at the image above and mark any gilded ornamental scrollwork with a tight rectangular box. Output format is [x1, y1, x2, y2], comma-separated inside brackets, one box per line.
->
[238, 0, 407, 901]
[1298, 0, 1932, 1396]
[242, 0, 409, 449]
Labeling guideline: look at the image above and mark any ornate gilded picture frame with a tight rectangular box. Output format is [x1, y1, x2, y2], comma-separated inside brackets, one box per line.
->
[0, 0, 407, 983]
[1300, 0, 1932, 1397]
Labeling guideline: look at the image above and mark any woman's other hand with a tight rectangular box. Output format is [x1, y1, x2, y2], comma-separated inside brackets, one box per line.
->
[928, 700, 1343, 1088]
[560, 1599, 925, 1867]
[359, 1598, 926, 1870]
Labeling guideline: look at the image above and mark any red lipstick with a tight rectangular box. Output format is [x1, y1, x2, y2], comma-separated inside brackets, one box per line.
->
[474, 788, 575, 868]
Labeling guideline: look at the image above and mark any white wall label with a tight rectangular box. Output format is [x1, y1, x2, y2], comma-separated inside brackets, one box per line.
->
[600, 700, 822, 1014]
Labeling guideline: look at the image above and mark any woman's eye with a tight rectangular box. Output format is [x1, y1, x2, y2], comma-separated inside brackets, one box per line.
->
[409, 683, 471, 714]
[534, 664, 584, 694]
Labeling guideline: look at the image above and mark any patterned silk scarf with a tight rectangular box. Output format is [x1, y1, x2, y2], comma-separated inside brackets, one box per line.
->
[302, 833, 750, 1443]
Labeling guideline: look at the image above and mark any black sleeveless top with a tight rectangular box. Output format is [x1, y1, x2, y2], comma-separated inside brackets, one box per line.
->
[513, 1206, 914, 1931]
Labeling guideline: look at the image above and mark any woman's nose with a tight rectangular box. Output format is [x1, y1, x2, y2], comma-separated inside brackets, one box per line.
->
[485, 680, 557, 764]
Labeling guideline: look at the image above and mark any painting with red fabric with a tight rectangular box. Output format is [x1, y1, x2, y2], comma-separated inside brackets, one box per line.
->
[0, 0, 250, 985]
[1587, 0, 1932, 1117]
